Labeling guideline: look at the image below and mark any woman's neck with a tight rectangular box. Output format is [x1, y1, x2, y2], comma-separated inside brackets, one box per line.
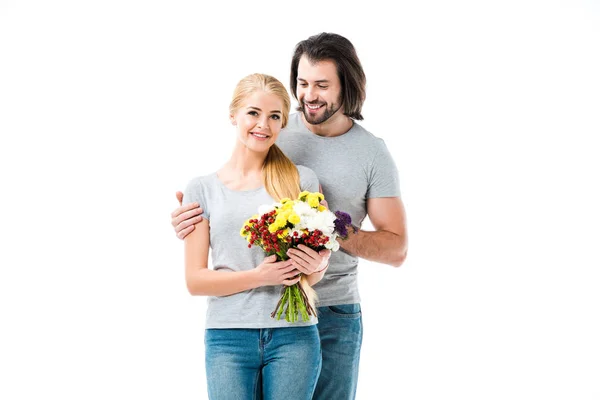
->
[219, 142, 267, 182]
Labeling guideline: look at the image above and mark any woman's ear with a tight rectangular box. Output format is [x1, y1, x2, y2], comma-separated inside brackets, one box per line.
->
[230, 114, 236, 125]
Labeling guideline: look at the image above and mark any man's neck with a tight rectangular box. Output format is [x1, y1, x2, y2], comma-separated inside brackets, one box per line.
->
[300, 111, 354, 138]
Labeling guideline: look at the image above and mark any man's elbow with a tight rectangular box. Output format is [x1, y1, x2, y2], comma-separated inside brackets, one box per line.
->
[390, 247, 408, 268]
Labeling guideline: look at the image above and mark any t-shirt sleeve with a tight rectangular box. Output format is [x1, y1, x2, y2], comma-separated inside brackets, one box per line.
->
[182, 176, 210, 220]
[367, 139, 401, 199]
[297, 165, 320, 193]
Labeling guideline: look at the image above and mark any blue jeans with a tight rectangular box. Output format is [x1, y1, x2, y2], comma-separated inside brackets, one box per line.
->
[313, 303, 363, 400]
[205, 326, 321, 400]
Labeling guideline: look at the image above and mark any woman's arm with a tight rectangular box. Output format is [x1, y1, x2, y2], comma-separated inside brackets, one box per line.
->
[184, 220, 258, 296]
[184, 220, 300, 296]
[305, 264, 327, 286]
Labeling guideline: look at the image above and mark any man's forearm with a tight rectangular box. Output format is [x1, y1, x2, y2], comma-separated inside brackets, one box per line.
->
[339, 229, 407, 267]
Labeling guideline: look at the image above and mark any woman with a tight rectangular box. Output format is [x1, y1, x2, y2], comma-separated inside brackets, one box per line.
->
[183, 73, 330, 399]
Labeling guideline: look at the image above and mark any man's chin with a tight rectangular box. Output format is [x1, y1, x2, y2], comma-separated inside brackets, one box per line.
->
[303, 110, 327, 125]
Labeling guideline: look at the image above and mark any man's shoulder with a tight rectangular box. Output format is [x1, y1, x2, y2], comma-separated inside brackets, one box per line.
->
[283, 112, 304, 132]
[351, 121, 385, 144]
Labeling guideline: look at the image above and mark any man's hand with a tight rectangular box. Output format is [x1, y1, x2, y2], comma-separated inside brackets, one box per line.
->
[171, 191, 204, 240]
[319, 184, 329, 209]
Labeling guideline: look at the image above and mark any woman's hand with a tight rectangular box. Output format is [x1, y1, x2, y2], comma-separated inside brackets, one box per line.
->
[254, 255, 301, 287]
[287, 245, 331, 275]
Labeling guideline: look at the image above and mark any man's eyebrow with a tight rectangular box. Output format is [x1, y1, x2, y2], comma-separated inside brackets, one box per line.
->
[297, 78, 330, 83]
[247, 106, 282, 113]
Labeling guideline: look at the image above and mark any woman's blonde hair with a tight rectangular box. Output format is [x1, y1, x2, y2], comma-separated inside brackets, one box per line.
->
[230, 73, 317, 309]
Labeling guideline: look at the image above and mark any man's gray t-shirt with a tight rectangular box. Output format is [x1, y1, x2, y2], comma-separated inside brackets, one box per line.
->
[276, 113, 401, 307]
[183, 165, 320, 328]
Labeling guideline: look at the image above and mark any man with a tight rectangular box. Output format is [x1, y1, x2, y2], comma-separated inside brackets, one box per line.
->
[171, 32, 408, 400]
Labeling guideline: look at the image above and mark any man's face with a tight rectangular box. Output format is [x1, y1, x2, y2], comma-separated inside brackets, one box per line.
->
[296, 55, 343, 125]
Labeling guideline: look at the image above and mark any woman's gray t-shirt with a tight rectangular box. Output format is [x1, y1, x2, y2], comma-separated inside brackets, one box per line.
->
[183, 165, 320, 329]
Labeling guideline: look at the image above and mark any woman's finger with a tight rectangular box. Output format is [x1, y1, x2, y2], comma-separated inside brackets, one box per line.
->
[282, 276, 301, 286]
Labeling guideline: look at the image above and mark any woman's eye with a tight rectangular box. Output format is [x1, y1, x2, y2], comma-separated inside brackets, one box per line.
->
[248, 111, 258, 116]
[271, 115, 280, 120]
[318, 86, 328, 90]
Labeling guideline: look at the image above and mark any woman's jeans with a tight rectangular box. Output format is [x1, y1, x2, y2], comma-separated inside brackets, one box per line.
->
[313, 303, 364, 400]
[205, 326, 321, 400]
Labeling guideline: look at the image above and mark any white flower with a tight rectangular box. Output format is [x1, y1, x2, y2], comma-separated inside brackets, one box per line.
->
[325, 236, 340, 251]
[290, 228, 305, 237]
[294, 203, 317, 230]
[293, 201, 313, 217]
[305, 209, 336, 235]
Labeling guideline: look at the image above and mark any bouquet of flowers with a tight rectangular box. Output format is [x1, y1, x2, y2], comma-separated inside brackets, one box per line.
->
[240, 191, 355, 323]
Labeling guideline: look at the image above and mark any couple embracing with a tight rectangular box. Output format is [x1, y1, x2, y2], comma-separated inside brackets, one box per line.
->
[171, 32, 408, 400]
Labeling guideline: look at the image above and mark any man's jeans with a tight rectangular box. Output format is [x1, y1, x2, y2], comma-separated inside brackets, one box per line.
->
[313, 303, 363, 400]
[205, 326, 321, 400]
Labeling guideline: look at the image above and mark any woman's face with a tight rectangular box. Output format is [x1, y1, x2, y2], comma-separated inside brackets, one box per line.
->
[231, 91, 284, 153]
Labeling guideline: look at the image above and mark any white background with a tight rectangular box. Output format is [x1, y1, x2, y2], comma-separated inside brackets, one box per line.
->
[1, 0, 599, 399]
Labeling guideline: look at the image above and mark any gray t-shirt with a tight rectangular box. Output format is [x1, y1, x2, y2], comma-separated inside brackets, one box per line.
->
[276, 113, 401, 307]
[183, 165, 320, 328]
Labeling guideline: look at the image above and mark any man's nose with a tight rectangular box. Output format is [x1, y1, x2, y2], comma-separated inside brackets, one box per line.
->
[305, 86, 318, 102]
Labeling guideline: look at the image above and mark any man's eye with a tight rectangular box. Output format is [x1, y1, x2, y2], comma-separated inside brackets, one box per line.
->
[318, 86, 328, 90]
[299, 83, 308, 87]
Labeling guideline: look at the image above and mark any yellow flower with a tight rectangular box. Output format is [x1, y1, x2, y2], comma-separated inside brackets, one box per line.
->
[240, 227, 247, 237]
[268, 215, 287, 233]
[278, 228, 291, 239]
[281, 201, 294, 210]
[307, 193, 323, 208]
[298, 191, 310, 201]
[288, 213, 300, 224]
[278, 209, 291, 219]
[280, 198, 292, 204]
[318, 205, 327, 212]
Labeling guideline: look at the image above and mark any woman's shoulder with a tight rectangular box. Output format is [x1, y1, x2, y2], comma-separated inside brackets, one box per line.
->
[186, 172, 216, 186]
[183, 173, 218, 205]
[295, 164, 316, 177]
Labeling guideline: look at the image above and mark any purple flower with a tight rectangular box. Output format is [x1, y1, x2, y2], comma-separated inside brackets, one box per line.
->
[334, 211, 353, 238]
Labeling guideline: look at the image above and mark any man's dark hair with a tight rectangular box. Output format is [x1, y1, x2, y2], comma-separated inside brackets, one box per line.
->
[290, 32, 366, 120]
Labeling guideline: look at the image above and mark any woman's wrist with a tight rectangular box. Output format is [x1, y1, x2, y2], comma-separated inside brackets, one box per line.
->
[314, 260, 329, 274]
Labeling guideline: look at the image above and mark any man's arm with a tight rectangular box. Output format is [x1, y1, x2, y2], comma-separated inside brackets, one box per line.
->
[173, 191, 204, 239]
[338, 197, 408, 267]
